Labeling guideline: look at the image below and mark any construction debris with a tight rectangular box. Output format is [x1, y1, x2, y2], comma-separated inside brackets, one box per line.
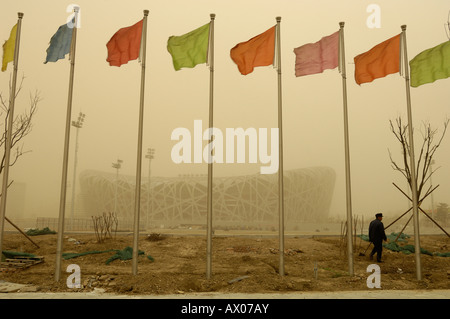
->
[1, 251, 44, 272]
[146, 233, 167, 242]
[228, 246, 260, 253]
[269, 248, 303, 256]
[0, 281, 40, 293]
[228, 275, 250, 284]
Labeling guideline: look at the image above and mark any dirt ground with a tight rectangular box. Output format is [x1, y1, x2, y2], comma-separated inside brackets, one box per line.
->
[0, 231, 449, 295]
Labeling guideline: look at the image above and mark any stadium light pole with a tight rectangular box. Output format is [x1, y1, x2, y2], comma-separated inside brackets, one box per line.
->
[112, 159, 123, 214]
[145, 148, 155, 229]
[70, 111, 85, 230]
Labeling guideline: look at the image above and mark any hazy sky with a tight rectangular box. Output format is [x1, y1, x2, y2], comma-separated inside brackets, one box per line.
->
[1, 0, 450, 220]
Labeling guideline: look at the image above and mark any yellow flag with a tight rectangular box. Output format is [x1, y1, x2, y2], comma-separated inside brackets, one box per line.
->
[2, 23, 17, 72]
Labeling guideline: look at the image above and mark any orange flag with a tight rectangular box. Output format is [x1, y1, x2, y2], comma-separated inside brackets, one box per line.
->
[230, 26, 275, 75]
[106, 19, 143, 67]
[354, 34, 401, 85]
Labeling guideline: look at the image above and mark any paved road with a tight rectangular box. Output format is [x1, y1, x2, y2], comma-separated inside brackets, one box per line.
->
[1, 289, 449, 299]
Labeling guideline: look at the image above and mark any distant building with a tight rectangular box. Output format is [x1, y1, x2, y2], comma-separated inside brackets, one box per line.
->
[78, 167, 335, 227]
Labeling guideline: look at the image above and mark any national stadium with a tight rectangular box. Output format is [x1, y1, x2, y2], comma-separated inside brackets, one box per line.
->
[77, 167, 336, 230]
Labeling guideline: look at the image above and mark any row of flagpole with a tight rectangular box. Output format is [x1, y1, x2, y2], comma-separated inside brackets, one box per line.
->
[0, 12, 23, 273]
[206, 14, 215, 279]
[275, 17, 285, 276]
[0, 11, 295, 280]
[0, 9, 159, 282]
[131, 10, 149, 276]
[54, 7, 79, 282]
[1, 9, 439, 281]
[339, 22, 354, 276]
[401, 25, 422, 280]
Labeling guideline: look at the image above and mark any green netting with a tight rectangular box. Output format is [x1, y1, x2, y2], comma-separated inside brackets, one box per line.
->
[25, 227, 56, 236]
[435, 252, 450, 257]
[358, 232, 410, 242]
[359, 232, 448, 257]
[382, 242, 432, 255]
[387, 232, 410, 242]
[2, 250, 36, 258]
[62, 249, 118, 260]
[358, 233, 410, 242]
[383, 241, 402, 252]
[105, 246, 154, 264]
[62, 246, 154, 264]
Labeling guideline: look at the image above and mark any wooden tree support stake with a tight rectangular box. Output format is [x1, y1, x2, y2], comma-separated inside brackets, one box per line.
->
[4, 216, 39, 249]
[392, 182, 449, 238]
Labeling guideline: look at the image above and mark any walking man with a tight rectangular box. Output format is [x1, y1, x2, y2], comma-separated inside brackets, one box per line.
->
[369, 213, 387, 262]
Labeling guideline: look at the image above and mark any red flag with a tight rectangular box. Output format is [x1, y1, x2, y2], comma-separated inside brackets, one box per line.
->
[230, 26, 276, 75]
[106, 19, 143, 67]
[354, 34, 401, 85]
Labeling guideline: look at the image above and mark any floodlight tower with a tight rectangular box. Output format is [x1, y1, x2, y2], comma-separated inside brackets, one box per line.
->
[145, 148, 155, 228]
[112, 158, 123, 214]
[70, 111, 85, 229]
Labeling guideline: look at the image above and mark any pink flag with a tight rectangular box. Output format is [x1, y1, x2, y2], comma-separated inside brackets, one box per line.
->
[294, 31, 339, 77]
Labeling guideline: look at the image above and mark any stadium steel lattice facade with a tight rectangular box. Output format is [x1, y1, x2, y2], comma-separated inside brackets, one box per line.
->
[78, 167, 336, 228]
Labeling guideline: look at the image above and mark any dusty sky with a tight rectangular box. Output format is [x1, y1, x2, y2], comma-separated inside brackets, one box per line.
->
[1, 0, 450, 221]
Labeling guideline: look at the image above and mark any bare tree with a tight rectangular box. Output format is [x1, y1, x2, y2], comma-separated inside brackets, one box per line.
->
[91, 212, 118, 243]
[388, 116, 449, 199]
[0, 75, 40, 180]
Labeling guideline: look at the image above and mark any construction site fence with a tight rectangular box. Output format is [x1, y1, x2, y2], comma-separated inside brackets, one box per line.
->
[35, 217, 146, 232]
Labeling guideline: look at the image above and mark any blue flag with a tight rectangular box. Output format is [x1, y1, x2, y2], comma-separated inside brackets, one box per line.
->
[44, 23, 73, 63]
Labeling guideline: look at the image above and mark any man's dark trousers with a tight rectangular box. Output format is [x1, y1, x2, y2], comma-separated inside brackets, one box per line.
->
[370, 240, 383, 262]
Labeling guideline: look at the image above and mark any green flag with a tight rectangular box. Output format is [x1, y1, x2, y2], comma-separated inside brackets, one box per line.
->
[409, 40, 450, 87]
[167, 23, 210, 71]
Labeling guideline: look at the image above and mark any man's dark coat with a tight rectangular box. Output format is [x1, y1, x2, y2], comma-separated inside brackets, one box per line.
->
[369, 218, 387, 243]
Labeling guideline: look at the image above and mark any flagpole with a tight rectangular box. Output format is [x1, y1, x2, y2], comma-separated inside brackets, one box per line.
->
[401, 25, 422, 281]
[132, 9, 149, 276]
[339, 22, 354, 276]
[275, 16, 285, 276]
[55, 7, 79, 282]
[0, 12, 24, 259]
[206, 13, 215, 280]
